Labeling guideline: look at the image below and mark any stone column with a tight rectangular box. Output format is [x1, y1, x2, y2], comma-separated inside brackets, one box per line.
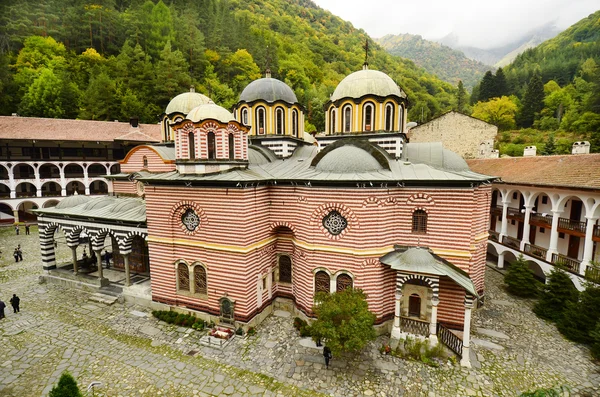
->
[520, 205, 534, 250]
[499, 200, 509, 241]
[546, 210, 563, 262]
[580, 217, 598, 275]
[71, 246, 78, 274]
[123, 253, 131, 287]
[429, 298, 439, 345]
[391, 291, 402, 339]
[95, 249, 103, 280]
[12, 209, 19, 223]
[497, 251, 505, 269]
[460, 301, 474, 368]
[329, 277, 336, 294]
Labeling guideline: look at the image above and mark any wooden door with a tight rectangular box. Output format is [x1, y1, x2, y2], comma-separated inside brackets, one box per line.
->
[408, 294, 421, 317]
[568, 235, 580, 259]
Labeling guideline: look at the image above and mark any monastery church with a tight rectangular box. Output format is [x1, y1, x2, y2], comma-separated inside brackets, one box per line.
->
[35, 63, 494, 366]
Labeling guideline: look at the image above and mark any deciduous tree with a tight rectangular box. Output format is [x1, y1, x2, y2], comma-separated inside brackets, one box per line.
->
[471, 96, 518, 131]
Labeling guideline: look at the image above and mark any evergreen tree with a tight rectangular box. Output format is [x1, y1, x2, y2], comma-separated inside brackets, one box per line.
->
[504, 255, 539, 297]
[518, 72, 545, 128]
[558, 283, 600, 344]
[154, 41, 192, 110]
[533, 266, 578, 321]
[591, 322, 600, 360]
[478, 71, 495, 102]
[541, 133, 557, 155]
[78, 71, 117, 120]
[49, 372, 83, 397]
[494, 67, 508, 98]
[455, 80, 468, 113]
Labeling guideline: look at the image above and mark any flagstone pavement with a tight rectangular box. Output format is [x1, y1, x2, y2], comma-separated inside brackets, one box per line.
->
[0, 226, 598, 396]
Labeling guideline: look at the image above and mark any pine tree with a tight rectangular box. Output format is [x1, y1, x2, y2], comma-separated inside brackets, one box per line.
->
[504, 255, 539, 297]
[541, 133, 557, 155]
[558, 283, 600, 344]
[455, 80, 468, 113]
[494, 67, 508, 98]
[533, 266, 578, 321]
[478, 71, 495, 102]
[518, 72, 545, 128]
[49, 372, 83, 397]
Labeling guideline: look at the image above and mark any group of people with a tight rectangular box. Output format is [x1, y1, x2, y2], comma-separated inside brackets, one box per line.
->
[0, 294, 20, 319]
[13, 245, 23, 262]
[14, 224, 30, 235]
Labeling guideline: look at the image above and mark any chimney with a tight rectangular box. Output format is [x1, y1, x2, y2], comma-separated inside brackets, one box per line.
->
[130, 117, 139, 128]
[265, 68, 271, 78]
[523, 146, 537, 157]
[572, 141, 590, 154]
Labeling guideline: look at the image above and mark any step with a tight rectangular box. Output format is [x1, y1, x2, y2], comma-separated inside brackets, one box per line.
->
[89, 292, 119, 305]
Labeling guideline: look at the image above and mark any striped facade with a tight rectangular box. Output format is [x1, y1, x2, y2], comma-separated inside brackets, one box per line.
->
[120, 146, 176, 173]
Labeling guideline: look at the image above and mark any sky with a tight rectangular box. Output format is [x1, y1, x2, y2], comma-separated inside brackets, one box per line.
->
[312, 0, 600, 49]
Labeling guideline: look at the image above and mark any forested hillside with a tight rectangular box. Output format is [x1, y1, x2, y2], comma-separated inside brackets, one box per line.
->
[469, 10, 600, 154]
[0, 0, 457, 131]
[376, 34, 491, 89]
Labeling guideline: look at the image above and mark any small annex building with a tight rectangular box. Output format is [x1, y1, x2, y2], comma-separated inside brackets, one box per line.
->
[35, 67, 494, 367]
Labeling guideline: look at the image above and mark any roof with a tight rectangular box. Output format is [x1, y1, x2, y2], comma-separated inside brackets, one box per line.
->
[35, 196, 146, 223]
[165, 91, 212, 115]
[0, 116, 161, 142]
[331, 69, 405, 102]
[239, 77, 298, 104]
[466, 154, 600, 190]
[380, 247, 478, 297]
[187, 103, 235, 123]
[403, 142, 470, 172]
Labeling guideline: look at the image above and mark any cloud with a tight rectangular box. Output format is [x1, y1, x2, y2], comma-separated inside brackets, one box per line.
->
[312, 0, 599, 49]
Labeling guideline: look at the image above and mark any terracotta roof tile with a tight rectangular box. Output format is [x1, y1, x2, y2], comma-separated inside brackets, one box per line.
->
[466, 154, 600, 190]
[0, 116, 161, 142]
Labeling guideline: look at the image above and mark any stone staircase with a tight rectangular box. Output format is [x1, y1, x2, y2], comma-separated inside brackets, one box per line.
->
[88, 285, 123, 305]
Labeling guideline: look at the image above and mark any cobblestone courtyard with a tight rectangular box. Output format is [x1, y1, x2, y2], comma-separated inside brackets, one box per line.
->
[0, 226, 599, 396]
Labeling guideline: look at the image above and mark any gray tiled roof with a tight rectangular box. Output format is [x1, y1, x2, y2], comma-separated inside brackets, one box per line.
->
[35, 196, 146, 223]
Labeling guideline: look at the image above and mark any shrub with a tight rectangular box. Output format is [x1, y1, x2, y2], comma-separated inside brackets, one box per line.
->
[504, 255, 539, 297]
[293, 317, 311, 337]
[235, 327, 244, 336]
[558, 283, 600, 344]
[247, 327, 256, 336]
[394, 337, 446, 367]
[519, 385, 569, 396]
[533, 267, 579, 322]
[49, 372, 83, 397]
[153, 310, 204, 330]
[590, 322, 600, 360]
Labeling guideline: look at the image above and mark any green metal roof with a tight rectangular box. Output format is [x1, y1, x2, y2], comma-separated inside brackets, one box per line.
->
[380, 246, 479, 298]
[35, 196, 146, 223]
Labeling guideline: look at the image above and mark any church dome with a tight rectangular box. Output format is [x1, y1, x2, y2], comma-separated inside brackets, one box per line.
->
[55, 195, 92, 209]
[239, 77, 298, 104]
[402, 142, 470, 172]
[187, 103, 235, 123]
[331, 69, 402, 102]
[314, 145, 387, 173]
[165, 91, 211, 115]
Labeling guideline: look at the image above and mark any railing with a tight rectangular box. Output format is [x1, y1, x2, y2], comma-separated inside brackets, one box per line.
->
[585, 266, 600, 283]
[530, 213, 552, 225]
[506, 207, 523, 218]
[594, 225, 600, 239]
[437, 323, 463, 357]
[490, 205, 502, 216]
[523, 243, 548, 260]
[489, 230, 499, 242]
[501, 235, 521, 249]
[400, 317, 429, 337]
[558, 217, 586, 234]
[551, 253, 580, 273]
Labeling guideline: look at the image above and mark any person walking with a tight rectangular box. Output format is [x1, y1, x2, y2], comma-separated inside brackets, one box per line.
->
[9, 294, 20, 313]
[323, 346, 332, 369]
[15, 224, 19, 235]
[0, 299, 5, 319]
[25, 224, 30, 235]
[17, 245, 23, 262]
[13, 248, 19, 263]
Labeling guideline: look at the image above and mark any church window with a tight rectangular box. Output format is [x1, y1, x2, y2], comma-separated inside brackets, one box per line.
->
[228, 133, 235, 160]
[323, 210, 347, 236]
[194, 265, 207, 295]
[142, 156, 148, 168]
[315, 271, 330, 294]
[412, 209, 427, 234]
[398, 105, 404, 131]
[177, 263, 190, 292]
[385, 103, 395, 131]
[336, 273, 353, 291]
[241, 108, 248, 125]
[343, 105, 352, 132]
[292, 109, 298, 137]
[363, 102, 375, 131]
[330, 108, 336, 134]
[257, 107, 266, 134]
[207, 132, 216, 160]
[181, 208, 200, 232]
[188, 131, 195, 160]
[276, 107, 285, 135]
[279, 255, 292, 283]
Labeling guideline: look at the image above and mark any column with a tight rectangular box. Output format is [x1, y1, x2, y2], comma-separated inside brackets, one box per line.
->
[580, 217, 598, 275]
[71, 246, 78, 274]
[460, 300, 474, 367]
[95, 249, 103, 280]
[546, 210, 563, 262]
[123, 253, 131, 287]
[520, 205, 534, 250]
[329, 277, 336, 294]
[391, 291, 402, 339]
[429, 298, 439, 345]
[497, 251, 505, 269]
[499, 200, 509, 241]
[12, 209, 19, 223]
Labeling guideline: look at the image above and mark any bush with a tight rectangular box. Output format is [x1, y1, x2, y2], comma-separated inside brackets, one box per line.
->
[49, 372, 83, 397]
[293, 317, 311, 337]
[504, 255, 539, 297]
[235, 327, 244, 336]
[557, 283, 600, 344]
[591, 322, 600, 360]
[247, 327, 256, 336]
[519, 385, 569, 396]
[393, 337, 446, 367]
[152, 310, 204, 330]
[533, 267, 579, 322]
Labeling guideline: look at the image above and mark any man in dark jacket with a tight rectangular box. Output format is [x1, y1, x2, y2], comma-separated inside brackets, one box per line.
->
[323, 346, 332, 369]
[9, 294, 20, 313]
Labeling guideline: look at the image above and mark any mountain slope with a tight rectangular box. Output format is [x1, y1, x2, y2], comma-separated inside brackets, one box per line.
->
[376, 33, 491, 89]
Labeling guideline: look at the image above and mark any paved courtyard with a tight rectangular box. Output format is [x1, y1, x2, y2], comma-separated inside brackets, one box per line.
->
[0, 226, 599, 396]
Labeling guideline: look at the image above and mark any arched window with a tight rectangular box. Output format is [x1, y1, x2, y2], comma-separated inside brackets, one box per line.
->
[363, 102, 375, 131]
[241, 108, 248, 125]
[385, 103, 395, 131]
[207, 132, 216, 160]
[292, 109, 298, 137]
[188, 132, 195, 160]
[330, 108, 336, 134]
[142, 156, 148, 168]
[336, 273, 353, 292]
[178, 263, 190, 292]
[256, 107, 266, 134]
[194, 265, 207, 295]
[315, 271, 330, 294]
[408, 294, 421, 317]
[278, 255, 292, 283]
[412, 209, 427, 234]
[343, 105, 352, 133]
[398, 105, 404, 131]
[228, 133, 235, 160]
[275, 107, 285, 135]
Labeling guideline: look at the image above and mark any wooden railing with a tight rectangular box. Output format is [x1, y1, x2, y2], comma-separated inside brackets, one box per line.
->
[558, 217, 586, 233]
[530, 213, 552, 225]
[489, 230, 499, 242]
[437, 323, 463, 357]
[523, 243, 548, 260]
[400, 317, 429, 337]
[551, 253, 580, 273]
[593, 225, 600, 239]
[506, 207, 523, 218]
[501, 235, 521, 249]
[586, 266, 600, 283]
[490, 205, 502, 216]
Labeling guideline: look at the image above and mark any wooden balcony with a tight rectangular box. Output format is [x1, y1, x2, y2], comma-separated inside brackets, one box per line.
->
[558, 217, 586, 234]
[490, 205, 502, 216]
[551, 253, 580, 273]
[594, 225, 600, 239]
[530, 213, 552, 226]
[506, 207, 523, 219]
[489, 230, 499, 242]
[400, 317, 429, 337]
[523, 243, 547, 260]
[501, 235, 521, 249]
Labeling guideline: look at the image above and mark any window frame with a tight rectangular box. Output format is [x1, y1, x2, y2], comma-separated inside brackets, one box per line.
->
[412, 209, 428, 234]
[275, 107, 285, 135]
[207, 131, 216, 160]
[385, 103, 395, 131]
[256, 106, 266, 134]
[343, 105, 352, 133]
[278, 254, 292, 284]
[362, 102, 375, 131]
